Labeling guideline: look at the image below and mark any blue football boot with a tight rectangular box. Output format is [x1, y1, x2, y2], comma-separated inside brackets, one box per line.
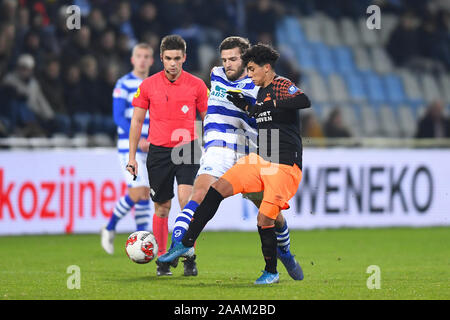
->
[277, 248, 304, 280]
[254, 270, 280, 285]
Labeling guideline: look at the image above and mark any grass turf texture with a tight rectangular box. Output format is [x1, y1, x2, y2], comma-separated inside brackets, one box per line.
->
[0, 227, 448, 300]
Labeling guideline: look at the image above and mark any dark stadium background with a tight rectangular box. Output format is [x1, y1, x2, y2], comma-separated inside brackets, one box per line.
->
[0, 0, 449, 146]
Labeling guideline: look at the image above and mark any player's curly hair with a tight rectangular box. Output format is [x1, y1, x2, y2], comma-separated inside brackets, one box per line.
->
[242, 43, 280, 68]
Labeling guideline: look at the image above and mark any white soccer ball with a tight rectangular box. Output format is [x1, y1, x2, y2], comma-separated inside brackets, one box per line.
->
[125, 231, 158, 264]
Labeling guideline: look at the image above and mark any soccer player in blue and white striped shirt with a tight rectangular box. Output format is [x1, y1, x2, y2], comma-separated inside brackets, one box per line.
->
[169, 37, 298, 278]
[101, 43, 154, 255]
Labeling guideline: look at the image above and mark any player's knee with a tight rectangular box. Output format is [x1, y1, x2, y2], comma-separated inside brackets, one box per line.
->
[154, 201, 171, 218]
[274, 213, 285, 229]
[191, 187, 208, 203]
[211, 178, 233, 198]
[257, 212, 276, 227]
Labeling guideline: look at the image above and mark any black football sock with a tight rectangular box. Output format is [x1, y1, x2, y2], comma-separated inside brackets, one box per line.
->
[182, 187, 224, 247]
[258, 225, 278, 274]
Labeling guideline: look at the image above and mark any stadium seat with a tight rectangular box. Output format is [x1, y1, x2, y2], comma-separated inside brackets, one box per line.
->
[345, 72, 367, 103]
[321, 16, 342, 46]
[29, 137, 53, 148]
[92, 133, 114, 147]
[283, 16, 307, 45]
[333, 46, 356, 74]
[438, 73, 450, 104]
[328, 74, 349, 104]
[421, 73, 443, 103]
[384, 73, 406, 105]
[340, 17, 361, 47]
[277, 16, 307, 48]
[296, 43, 316, 71]
[398, 69, 425, 105]
[312, 43, 336, 75]
[359, 104, 380, 137]
[5, 137, 29, 149]
[370, 47, 394, 74]
[301, 16, 323, 43]
[352, 46, 372, 71]
[340, 105, 361, 137]
[305, 71, 330, 103]
[363, 72, 387, 106]
[318, 103, 332, 122]
[378, 104, 401, 137]
[50, 133, 72, 148]
[358, 17, 380, 47]
[71, 133, 89, 148]
[397, 104, 418, 137]
[379, 14, 399, 45]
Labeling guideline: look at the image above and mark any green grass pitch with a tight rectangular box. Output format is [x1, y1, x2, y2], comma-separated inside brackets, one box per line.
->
[0, 227, 448, 300]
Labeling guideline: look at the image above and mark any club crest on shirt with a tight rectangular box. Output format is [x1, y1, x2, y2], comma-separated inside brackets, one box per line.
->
[236, 82, 246, 89]
[288, 85, 298, 95]
[134, 87, 140, 98]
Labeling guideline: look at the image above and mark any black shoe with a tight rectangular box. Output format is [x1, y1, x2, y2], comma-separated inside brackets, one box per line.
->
[156, 260, 173, 276]
[183, 255, 198, 276]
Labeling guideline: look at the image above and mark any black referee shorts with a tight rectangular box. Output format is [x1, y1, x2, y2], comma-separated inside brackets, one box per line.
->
[146, 139, 201, 203]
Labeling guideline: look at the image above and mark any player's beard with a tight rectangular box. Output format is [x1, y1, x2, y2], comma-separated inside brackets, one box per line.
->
[226, 64, 246, 82]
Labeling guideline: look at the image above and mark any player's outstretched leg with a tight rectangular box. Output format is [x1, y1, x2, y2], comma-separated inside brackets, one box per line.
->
[159, 186, 224, 264]
[101, 194, 135, 254]
[169, 200, 199, 275]
[170, 200, 199, 248]
[276, 219, 304, 281]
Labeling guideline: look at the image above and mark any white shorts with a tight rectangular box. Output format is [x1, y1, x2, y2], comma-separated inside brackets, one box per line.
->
[197, 147, 263, 201]
[197, 147, 244, 178]
[118, 152, 150, 188]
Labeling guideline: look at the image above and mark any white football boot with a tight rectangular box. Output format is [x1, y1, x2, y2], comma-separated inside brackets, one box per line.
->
[101, 226, 115, 255]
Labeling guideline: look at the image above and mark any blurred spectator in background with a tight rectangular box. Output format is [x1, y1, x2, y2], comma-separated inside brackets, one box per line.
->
[246, 0, 280, 44]
[324, 107, 352, 138]
[301, 112, 324, 138]
[38, 57, 72, 136]
[72, 54, 99, 134]
[132, 2, 162, 41]
[0, 23, 16, 79]
[110, 1, 137, 49]
[73, 55, 115, 136]
[97, 63, 119, 137]
[61, 25, 92, 66]
[94, 28, 121, 72]
[116, 33, 133, 75]
[387, 11, 421, 68]
[416, 100, 450, 138]
[0, 0, 448, 141]
[63, 64, 84, 125]
[87, 7, 107, 43]
[2, 54, 52, 137]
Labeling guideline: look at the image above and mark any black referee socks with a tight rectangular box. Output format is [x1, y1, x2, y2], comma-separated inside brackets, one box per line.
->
[182, 186, 224, 247]
[258, 225, 278, 274]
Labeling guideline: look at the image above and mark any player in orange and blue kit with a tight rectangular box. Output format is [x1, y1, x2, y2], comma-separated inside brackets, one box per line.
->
[159, 44, 311, 284]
